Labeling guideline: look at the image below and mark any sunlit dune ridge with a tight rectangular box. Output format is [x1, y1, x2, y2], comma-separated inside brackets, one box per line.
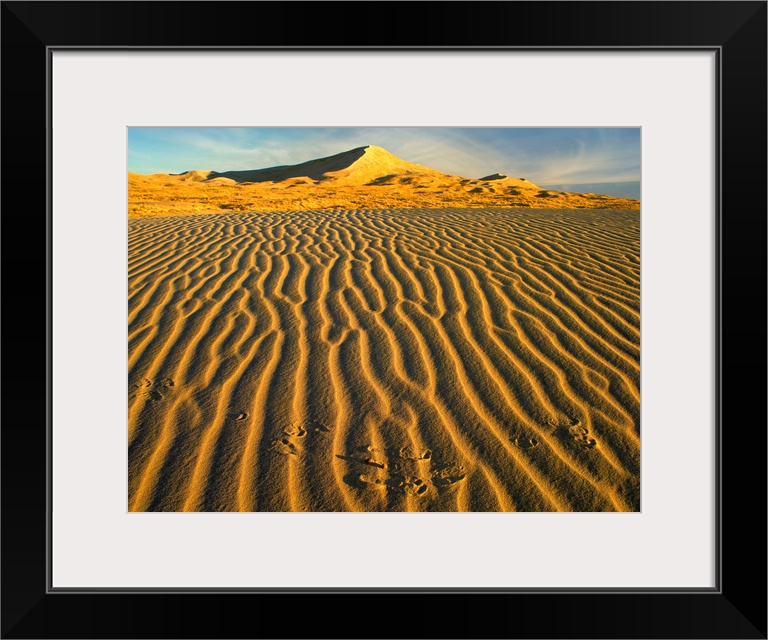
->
[128, 207, 640, 511]
[129, 145, 640, 216]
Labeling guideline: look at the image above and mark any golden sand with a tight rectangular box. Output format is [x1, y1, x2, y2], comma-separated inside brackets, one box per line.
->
[129, 146, 639, 217]
[128, 207, 640, 512]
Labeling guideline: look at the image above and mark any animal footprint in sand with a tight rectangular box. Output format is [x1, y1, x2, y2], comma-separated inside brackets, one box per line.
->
[270, 420, 331, 457]
[358, 473, 429, 496]
[398, 446, 432, 461]
[270, 427, 305, 457]
[513, 436, 539, 450]
[271, 437, 300, 456]
[339, 446, 465, 496]
[547, 415, 581, 429]
[284, 424, 307, 438]
[547, 416, 597, 450]
[132, 377, 174, 401]
[571, 428, 597, 450]
[431, 465, 467, 487]
[551, 420, 597, 450]
[561, 423, 597, 449]
[304, 420, 331, 434]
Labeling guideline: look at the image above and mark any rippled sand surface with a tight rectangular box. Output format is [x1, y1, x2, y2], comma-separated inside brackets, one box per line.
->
[128, 208, 640, 511]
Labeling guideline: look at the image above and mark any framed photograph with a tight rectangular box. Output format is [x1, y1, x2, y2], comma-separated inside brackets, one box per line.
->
[3, 2, 765, 638]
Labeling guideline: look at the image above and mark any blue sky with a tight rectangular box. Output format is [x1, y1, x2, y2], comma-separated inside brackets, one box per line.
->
[128, 127, 640, 196]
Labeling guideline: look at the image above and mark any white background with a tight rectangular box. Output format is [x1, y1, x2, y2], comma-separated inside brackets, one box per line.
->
[52, 51, 716, 588]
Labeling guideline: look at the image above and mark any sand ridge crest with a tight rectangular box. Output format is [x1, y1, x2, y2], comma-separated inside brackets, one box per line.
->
[129, 146, 639, 216]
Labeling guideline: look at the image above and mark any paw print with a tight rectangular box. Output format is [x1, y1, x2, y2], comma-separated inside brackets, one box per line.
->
[132, 377, 174, 401]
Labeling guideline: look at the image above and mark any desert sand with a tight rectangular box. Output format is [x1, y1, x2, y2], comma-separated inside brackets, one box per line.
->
[129, 145, 639, 511]
[129, 206, 640, 511]
[129, 145, 639, 217]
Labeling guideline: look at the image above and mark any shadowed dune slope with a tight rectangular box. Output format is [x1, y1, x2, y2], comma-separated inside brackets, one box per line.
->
[211, 145, 447, 185]
[129, 146, 639, 216]
[128, 208, 640, 512]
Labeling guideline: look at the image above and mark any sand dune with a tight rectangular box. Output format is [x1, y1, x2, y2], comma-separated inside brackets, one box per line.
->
[207, 145, 447, 185]
[129, 146, 640, 216]
[128, 207, 640, 512]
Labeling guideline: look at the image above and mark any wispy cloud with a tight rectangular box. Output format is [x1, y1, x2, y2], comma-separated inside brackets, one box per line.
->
[128, 127, 640, 184]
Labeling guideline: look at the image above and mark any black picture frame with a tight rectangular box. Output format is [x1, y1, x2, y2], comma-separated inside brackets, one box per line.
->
[2, 2, 765, 638]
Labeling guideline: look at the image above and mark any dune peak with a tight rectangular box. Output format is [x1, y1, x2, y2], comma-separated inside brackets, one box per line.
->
[129, 145, 639, 214]
[480, 173, 507, 181]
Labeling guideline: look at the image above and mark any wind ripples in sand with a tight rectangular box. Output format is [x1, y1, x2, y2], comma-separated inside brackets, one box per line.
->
[128, 208, 640, 512]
